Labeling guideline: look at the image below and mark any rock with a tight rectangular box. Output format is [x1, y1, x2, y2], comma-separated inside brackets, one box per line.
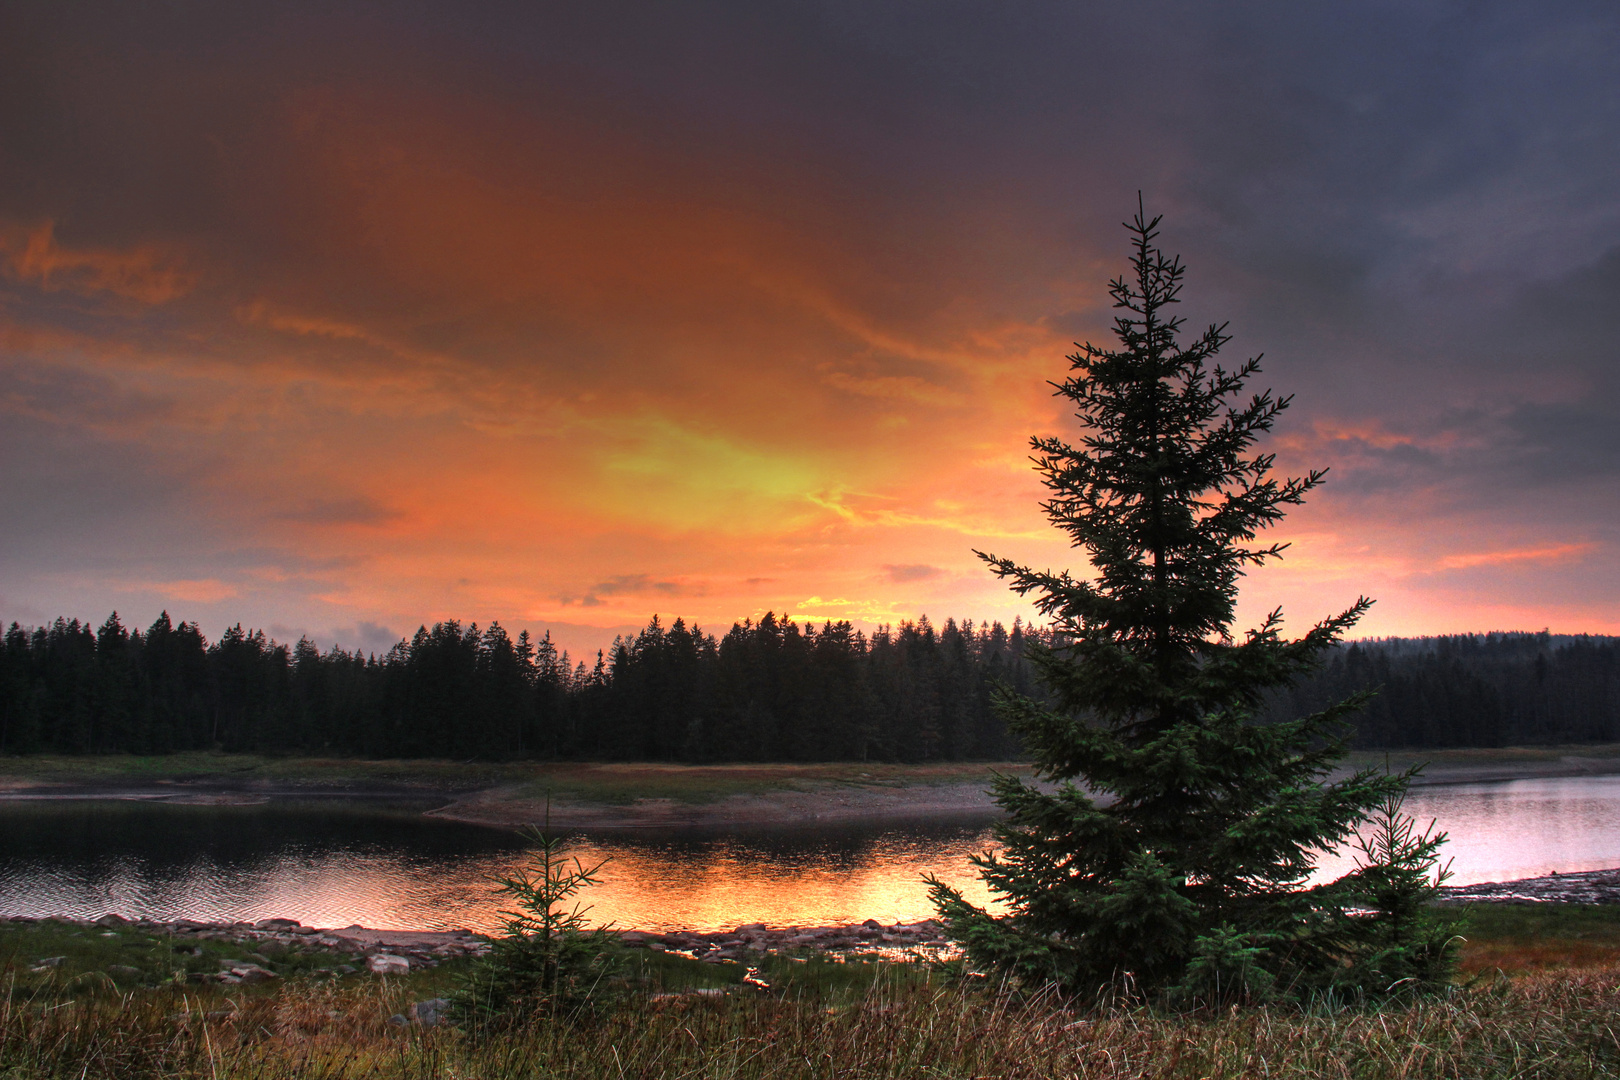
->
[95, 913, 132, 928]
[31, 956, 65, 970]
[108, 964, 143, 977]
[254, 918, 302, 932]
[861, 918, 883, 930]
[227, 964, 277, 983]
[387, 1014, 409, 1027]
[409, 998, 452, 1027]
[368, 954, 410, 975]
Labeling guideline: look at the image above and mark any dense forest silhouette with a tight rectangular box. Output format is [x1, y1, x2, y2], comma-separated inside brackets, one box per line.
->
[0, 612, 1037, 760]
[1, 613, 1615, 759]
[1262, 632, 1620, 748]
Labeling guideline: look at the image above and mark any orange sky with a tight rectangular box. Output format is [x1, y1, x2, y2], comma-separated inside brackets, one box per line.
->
[1, 3, 1616, 658]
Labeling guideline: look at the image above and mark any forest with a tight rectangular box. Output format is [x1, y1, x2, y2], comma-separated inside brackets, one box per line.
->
[1, 612, 1616, 760]
[0, 611, 1037, 761]
[1265, 632, 1620, 749]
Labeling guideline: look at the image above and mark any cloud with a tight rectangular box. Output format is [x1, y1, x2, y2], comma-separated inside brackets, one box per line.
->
[0, 222, 193, 304]
[121, 578, 240, 604]
[275, 497, 400, 527]
[1436, 543, 1596, 572]
[822, 368, 964, 406]
[561, 574, 694, 608]
[0, 0, 1616, 645]
[883, 563, 945, 583]
[352, 621, 401, 653]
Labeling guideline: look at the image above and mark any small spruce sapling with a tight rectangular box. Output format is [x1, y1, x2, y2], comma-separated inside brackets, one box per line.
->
[1333, 791, 1460, 996]
[454, 813, 621, 1025]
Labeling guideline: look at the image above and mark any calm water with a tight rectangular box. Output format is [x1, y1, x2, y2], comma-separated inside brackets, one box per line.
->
[4, 776, 1620, 932]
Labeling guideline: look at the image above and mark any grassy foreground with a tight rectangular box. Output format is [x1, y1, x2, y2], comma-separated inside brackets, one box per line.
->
[7, 908, 1620, 1079]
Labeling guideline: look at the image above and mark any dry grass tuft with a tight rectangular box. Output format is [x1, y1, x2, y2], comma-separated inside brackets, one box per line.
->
[7, 963, 1620, 1079]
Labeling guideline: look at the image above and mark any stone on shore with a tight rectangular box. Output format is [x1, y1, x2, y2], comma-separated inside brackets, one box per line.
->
[367, 953, 411, 975]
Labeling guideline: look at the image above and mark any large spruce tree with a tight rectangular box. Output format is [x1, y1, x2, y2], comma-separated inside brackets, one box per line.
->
[930, 203, 1451, 1002]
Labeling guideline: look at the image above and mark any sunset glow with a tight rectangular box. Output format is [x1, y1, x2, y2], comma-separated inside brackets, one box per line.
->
[2, 4, 1616, 657]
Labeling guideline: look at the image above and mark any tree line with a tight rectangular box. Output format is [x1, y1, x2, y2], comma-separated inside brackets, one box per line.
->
[2, 614, 1614, 760]
[0, 611, 1040, 761]
[1265, 632, 1620, 748]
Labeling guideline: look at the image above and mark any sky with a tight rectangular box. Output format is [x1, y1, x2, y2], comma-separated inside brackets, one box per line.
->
[2, 0, 1617, 660]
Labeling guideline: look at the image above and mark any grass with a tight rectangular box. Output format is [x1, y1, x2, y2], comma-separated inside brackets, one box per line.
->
[8, 743, 1620, 807]
[1455, 904, 1620, 975]
[0, 754, 1028, 805]
[8, 909, 1620, 1078]
[0, 921, 381, 999]
[7, 955, 1620, 1078]
[508, 761, 1026, 806]
[1344, 744, 1620, 775]
[0, 753, 529, 792]
[8, 742, 1620, 808]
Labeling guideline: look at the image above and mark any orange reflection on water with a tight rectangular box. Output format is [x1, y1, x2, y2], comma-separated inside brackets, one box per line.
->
[556, 828, 1003, 933]
[0, 813, 1005, 933]
[339, 825, 1006, 933]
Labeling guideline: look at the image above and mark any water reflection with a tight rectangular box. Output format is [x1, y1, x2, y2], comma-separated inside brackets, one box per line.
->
[563, 825, 999, 931]
[1314, 776, 1620, 885]
[0, 800, 997, 932]
[5, 776, 1620, 932]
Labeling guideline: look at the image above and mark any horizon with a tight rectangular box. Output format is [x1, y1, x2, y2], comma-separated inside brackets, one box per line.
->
[3, 3, 1617, 648]
[7, 605, 1611, 666]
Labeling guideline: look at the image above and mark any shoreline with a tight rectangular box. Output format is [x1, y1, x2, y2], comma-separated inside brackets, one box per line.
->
[0, 913, 956, 970]
[6, 748, 1620, 831]
[9, 863, 1619, 971]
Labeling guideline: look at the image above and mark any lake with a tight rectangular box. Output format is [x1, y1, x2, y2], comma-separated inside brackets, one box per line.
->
[4, 775, 1620, 933]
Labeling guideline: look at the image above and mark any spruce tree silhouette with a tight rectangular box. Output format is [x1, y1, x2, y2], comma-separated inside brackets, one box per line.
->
[929, 200, 1454, 1003]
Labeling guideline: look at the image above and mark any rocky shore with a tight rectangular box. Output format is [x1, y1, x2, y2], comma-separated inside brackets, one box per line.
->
[1438, 868, 1620, 905]
[2, 912, 952, 982]
[4, 913, 489, 984]
[11, 869, 1620, 989]
[618, 918, 951, 960]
